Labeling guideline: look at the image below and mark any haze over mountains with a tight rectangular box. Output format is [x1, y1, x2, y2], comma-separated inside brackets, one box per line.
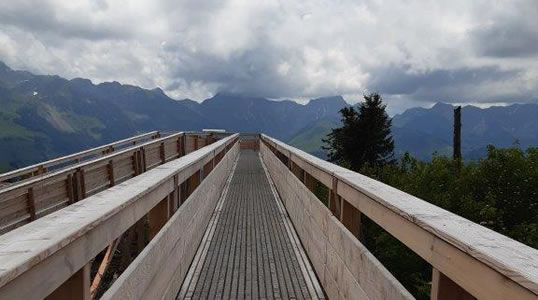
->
[1, 61, 537, 171]
[0, 61, 345, 170]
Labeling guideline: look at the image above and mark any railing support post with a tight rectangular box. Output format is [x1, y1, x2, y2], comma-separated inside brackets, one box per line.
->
[340, 199, 362, 239]
[160, 142, 166, 163]
[147, 197, 170, 240]
[431, 268, 474, 300]
[48, 264, 90, 300]
[329, 176, 341, 216]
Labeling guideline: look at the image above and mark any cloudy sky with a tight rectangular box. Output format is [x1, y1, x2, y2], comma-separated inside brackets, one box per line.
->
[1, 0, 537, 114]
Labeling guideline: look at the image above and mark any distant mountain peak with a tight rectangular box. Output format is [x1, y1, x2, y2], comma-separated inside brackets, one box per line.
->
[0, 61, 10, 72]
[431, 102, 454, 110]
[308, 95, 346, 105]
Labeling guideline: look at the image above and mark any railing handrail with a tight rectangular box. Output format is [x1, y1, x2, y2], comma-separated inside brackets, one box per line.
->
[260, 134, 538, 298]
[0, 132, 185, 196]
[0, 131, 160, 183]
[0, 133, 239, 296]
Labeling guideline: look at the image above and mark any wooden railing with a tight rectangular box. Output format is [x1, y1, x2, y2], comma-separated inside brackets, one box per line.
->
[0, 133, 239, 300]
[0, 131, 160, 184]
[260, 134, 538, 300]
[0, 132, 218, 234]
[239, 133, 260, 150]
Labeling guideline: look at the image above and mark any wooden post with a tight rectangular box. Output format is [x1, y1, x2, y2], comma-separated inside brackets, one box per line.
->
[79, 169, 87, 199]
[136, 218, 146, 252]
[212, 151, 216, 169]
[453, 106, 462, 161]
[141, 147, 147, 172]
[107, 160, 115, 187]
[287, 152, 292, 169]
[48, 264, 90, 300]
[194, 136, 199, 150]
[431, 268, 474, 300]
[304, 172, 316, 193]
[340, 199, 361, 239]
[27, 187, 37, 221]
[133, 151, 140, 176]
[67, 174, 75, 204]
[90, 238, 122, 299]
[180, 181, 188, 204]
[72, 169, 81, 202]
[177, 137, 182, 158]
[182, 135, 186, 156]
[329, 176, 341, 216]
[147, 197, 170, 240]
[160, 142, 166, 163]
[188, 170, 201, 196]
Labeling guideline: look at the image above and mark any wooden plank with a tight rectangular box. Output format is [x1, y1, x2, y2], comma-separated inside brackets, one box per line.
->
[107, 160, 115, 187]
[27, 188, 36, 221]
[179, 150, 320, 300]
[90, 238, 122, 299]
[48, 264, 90, 300]
[147, 197, 169, 240]
[102, 142, 238, 300]
[431, 268, 474, 300]
[261, 134, 538, 299]
[0, 134, 239, 300]
[0, 131, 159, 184]
[340, 199, 361, 239]
[260, 142, 414, 300]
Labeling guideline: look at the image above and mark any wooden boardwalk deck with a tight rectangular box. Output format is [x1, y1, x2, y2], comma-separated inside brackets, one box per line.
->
[178, 150, 324, 300]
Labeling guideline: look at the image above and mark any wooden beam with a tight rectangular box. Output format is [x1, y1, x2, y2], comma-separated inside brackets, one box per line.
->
[160, 142, 166, 163]
[304, 172, 316, 193]
[147, 197, 170, 240]
[90, 237, 122, 299]
[329, 176, 341, 216]
[107, 160, 115, 187]
[27, 187, 36, 221]
[431, 268, 474, 300]
[340, 199, 361, 239]
[67, 174, 75, 204]
[48, 264, 90, 300]
[79, 169, 87, 199]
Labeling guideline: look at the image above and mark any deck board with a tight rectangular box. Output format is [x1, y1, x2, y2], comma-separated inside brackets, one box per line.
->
[178, 150, 323, 300]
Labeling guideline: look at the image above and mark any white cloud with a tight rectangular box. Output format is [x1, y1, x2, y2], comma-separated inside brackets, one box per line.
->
[0, 0, 537, 112]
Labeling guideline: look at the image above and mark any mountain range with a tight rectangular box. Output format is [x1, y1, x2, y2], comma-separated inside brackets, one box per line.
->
[1, 61, 537, 171]
[0, 61, 345, 170]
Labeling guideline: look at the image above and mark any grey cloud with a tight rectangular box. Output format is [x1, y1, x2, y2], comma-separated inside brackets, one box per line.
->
[367, 65, 519, 100]
[1, 0, 538, 113]
[470, 2, 538, 58]
[0, 2, 132, 41]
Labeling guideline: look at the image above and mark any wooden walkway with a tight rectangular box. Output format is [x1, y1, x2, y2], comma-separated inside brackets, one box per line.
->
[178, 150, 324, 300]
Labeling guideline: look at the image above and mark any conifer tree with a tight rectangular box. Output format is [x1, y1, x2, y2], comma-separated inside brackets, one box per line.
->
[323, 93, 394, 171]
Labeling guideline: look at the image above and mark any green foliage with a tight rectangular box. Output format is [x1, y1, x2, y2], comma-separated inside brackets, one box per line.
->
[360, 146, 538, 299]
[323, 93, 394, 171]
[288, 119, 339, 157]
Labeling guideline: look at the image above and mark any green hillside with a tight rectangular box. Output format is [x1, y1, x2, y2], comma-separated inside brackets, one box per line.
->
[287, 119, 339, 158]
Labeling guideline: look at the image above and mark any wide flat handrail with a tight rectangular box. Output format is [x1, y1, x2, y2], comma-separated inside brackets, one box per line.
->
[0, 131, 219, 234]
[0, 131, 160, 183]
[0, 133, 239, 299]
[261, 134, 538, 300]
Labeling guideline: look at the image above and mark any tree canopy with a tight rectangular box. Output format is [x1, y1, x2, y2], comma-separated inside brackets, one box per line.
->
[323, 93, 394, 171]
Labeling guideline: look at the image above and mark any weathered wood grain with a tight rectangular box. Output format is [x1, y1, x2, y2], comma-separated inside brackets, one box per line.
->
[178, 150, 322, 300]
[0, 134, 239, 300]
[261, 141, 414, 300]
[0, 131, 160, 184]
[261, 134, 538, 299]
[0, 132, 221, 235]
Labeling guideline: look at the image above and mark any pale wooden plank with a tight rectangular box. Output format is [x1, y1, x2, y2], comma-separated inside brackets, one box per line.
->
[261, 134, 538, 298]
[0, 134, 239, 300]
